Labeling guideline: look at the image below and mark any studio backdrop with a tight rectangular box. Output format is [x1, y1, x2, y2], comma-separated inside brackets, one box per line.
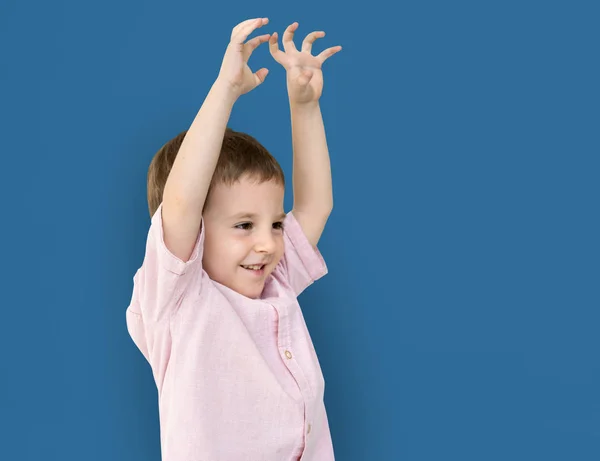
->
[0, 0, 598, 460]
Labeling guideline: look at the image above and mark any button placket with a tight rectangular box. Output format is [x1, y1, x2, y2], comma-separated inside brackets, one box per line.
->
[273, 301, 314, 401]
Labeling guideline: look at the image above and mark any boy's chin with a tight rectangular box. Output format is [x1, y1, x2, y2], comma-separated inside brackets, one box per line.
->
[209, 274, 264, 299]
[226, 274, 264, 299]
[239, 282, 265, 299]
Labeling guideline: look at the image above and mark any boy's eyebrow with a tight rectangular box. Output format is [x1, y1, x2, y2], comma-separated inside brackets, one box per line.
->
[231, 212, 287, 221]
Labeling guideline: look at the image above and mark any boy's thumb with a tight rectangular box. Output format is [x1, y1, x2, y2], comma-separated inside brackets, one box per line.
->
[255, 68, 269, 85]
[298, 69, 313, 86]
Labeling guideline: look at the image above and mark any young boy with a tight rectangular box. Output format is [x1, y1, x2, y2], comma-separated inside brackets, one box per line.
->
[126, 17, 341, 460]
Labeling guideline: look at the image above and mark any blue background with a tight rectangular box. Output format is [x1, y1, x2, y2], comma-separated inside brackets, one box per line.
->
[1, 0, 598, 459]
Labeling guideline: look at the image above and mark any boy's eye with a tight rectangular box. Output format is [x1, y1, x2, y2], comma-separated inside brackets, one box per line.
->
[235, 222, 284, 230]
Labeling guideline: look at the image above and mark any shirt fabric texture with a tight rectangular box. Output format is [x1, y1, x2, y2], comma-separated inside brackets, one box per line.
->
[126, 203, 335, 460]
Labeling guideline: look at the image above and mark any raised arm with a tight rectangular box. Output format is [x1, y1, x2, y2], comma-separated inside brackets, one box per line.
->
[162, 17, 271, 262]
[269, 22, 341, 247]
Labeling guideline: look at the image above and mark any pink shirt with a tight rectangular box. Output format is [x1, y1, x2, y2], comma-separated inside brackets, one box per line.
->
[126, 203, 335, 460]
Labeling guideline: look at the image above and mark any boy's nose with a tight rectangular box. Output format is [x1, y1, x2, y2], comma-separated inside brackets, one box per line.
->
[254, 232, 276, 253]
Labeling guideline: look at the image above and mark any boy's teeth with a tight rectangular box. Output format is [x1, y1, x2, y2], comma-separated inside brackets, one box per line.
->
[243, 264, 262, 270]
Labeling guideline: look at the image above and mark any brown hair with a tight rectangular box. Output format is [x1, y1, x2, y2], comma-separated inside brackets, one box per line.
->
[147, 127, 285, 217]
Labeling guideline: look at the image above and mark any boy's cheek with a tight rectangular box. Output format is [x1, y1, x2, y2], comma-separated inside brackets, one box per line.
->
[273, 244, 285, 267]
[227, 237, 250, 257]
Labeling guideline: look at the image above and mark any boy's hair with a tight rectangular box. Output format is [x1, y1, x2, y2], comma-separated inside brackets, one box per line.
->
[147, 127, 285, 217]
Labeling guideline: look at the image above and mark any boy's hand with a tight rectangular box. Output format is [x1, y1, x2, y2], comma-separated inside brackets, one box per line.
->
[269, 22, 341, 105]
[217, 18, 271, 98]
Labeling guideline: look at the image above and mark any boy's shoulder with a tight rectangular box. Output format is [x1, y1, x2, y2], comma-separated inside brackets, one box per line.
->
[270, 211, 329, 298]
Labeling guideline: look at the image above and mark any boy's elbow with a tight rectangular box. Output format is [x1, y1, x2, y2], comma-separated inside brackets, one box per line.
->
[294, 203, 332, 219]
[320, 200, 333, 217]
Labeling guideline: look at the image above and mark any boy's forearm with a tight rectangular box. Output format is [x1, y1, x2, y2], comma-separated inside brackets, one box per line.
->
[290, 102, 334, 214]
[163, 79, 238, 211]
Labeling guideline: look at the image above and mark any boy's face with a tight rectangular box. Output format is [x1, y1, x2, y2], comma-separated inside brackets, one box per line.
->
[202, 174, 286, 299]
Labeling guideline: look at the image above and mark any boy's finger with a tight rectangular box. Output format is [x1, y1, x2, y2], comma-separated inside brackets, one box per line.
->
[237, 18, 268, 43]
[282, 22, 299, 52]
[231, 18, 263, 39]
[232, 18, 261, 34]
[245, 34, 271, 54]
[316, 45, 342, 64]
[301, 31, 325, 54]
[232, 17, 269, 44]
[268, 33, 285, 64]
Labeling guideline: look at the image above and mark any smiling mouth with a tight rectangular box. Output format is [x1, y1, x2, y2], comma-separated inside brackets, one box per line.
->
[240, 264, 266, 271]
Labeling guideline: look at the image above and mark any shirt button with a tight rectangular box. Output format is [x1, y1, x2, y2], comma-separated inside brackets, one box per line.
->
[284, 350, 292, 359]
[307, 424, 312, 434]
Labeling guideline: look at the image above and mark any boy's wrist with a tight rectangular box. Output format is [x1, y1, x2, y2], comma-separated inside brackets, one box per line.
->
[289, 100, 320, 112]
[211, 78, 242, 105]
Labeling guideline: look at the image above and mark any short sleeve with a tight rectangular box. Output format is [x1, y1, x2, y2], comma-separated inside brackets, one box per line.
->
[146, 202, 205, 279]
[273, 211, 328, 296]
[125, 202, 204, 373]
